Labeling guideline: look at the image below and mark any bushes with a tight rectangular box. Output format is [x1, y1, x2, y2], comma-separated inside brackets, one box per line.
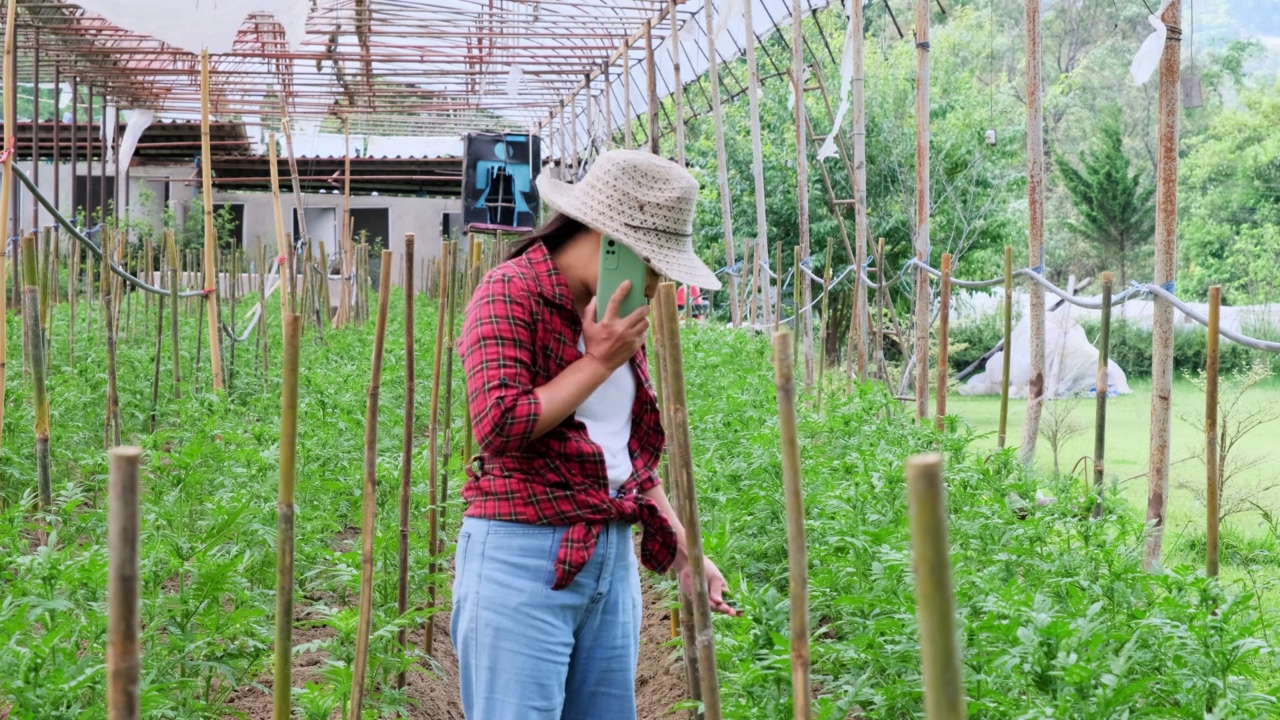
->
[1080, 319, 1279, 379]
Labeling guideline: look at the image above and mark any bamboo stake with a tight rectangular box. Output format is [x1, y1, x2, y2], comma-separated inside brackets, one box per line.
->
[396, 234, 417, 690]
[873, 239, 885, 382]
[103, 230, 122, 447]
[340, 118, 352, 327]
[1145, 0, 1182, 570]
[460, 239, 482, 492]
[1092, 272, 1113, 518]
[348, 250, 394, 720]
[655, 282, 722, 718]
[773, 329, 811, 720]
[817, 240, 832, 410]
[905, 453, 967, 720]
[440, 240, 460, 542]
[793, 246, 801, 363]
[69, 242, 77, 367]
[200, 52, 225, 391]
[623, 38, 633, 149]
[149, 251, 165, 434]
[259, 247, 269, 387]
[1205, 285, 1220, 577]
[144, 238, 152, 326]
[651, 287, 700, 710]
[997, 247, 1012, 449]
[851, 0, 869, 382]
[22, 235, 52, 516]
[273, 313, 301, 720]
[775, 242, 783, 333]
[913, 0, 932, 420]
[670, 0, 685, 163]
[935, 254, 952, 432]
[423, 241, 452, 656]
[107, 446, 143, 720]
[39, 229, 52, 337]
[166, 231, 182, 399]
[268, 132, 293, 315]
[0, 0, 16, 446]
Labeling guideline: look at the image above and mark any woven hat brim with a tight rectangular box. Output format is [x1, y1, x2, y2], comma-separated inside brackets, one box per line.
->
[538, 176, 723, 291]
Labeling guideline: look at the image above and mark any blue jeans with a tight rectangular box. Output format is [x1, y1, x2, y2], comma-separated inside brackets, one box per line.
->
[451, 517, 642, 720]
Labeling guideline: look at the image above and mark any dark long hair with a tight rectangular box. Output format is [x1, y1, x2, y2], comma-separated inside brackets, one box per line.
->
[507, 212, 589, 260]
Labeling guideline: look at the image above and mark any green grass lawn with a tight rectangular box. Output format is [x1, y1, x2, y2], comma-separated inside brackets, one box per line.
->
[946, 378, 1280, 551]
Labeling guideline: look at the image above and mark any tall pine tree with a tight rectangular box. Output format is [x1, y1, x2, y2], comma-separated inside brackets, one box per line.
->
[1057, 110, 1156, 285]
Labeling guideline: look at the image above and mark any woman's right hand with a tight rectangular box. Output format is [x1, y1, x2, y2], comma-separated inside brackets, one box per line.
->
[583, 281, 650, 371]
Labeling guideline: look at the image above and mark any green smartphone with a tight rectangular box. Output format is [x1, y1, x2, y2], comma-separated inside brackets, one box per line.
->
[597, 235, 649, 322]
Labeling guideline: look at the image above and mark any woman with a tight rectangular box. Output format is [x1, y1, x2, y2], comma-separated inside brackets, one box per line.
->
[453, 149, 737, 720]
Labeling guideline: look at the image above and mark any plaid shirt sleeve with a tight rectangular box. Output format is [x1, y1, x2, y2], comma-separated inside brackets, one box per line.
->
[459, 269, 543, 456]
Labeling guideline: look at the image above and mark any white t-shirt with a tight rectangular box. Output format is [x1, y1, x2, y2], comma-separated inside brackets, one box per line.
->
[575, 336, 637, 496]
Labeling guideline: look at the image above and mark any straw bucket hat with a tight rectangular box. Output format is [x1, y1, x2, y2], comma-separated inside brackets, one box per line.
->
[535, 149, 722, 290]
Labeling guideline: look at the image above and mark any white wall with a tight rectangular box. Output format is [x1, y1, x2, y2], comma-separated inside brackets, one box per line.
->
[7, 160, 460, 291]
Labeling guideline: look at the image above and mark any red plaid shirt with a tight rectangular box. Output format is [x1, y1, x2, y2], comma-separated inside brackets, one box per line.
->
[458, 241, 676, 590]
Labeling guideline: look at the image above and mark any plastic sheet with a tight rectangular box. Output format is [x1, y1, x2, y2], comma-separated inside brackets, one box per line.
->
[73, 0, 311, 55]
[1130, 0, 1175, 85]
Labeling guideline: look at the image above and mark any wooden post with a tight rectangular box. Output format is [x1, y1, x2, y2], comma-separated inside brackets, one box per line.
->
[645, 19, 659, 155]
[914, 251, 929, 421]
[997, 247, 1012, 448]
[148, 249, 165, 434]
[107, 446, 143, 720]
[905, 453, 967, 720]
[423, 241, 452, 656]
[935, 254, 952, 432]
[1019, 0, 1047, 464]
[705, 0, 740, 327]
[200, 52, 225, 391]
[791, 0, 814, 386]
[793, 246, 801, 363]
[273, 313, 301, 720]
[655, 282, 722, 719]
[775, 242, 783, 333]
[622, 39, 633, 149]
[396, 234, 416, 689]
[1092, 272, 1113, 518]
[348, 250, 394, 720]
[773, 329, 811, 720]
[1205, 285, 1220, 577]
[69, 242, 77, 367]
[852, 0, 869, 382]
[440, 240, 461, 544]
[1145, 0, 1182, 570]
[102, 230, 122, 447]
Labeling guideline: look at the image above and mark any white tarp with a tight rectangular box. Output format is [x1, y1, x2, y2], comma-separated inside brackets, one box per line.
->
[72, 0, 311, 56]
[961, 307, 1132, 399]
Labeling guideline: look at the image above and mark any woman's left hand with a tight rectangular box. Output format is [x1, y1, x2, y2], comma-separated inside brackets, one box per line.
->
[676, 555, 740, 617]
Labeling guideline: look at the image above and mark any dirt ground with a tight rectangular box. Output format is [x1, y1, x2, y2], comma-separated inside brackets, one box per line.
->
[227, 582, 689, 719]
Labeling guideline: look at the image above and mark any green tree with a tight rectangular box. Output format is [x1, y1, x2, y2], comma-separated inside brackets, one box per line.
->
[1055, 110, 1155, 286]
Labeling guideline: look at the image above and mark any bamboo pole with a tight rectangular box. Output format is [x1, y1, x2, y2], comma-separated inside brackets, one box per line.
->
[459, 239, 482, 501]
[655, 282, 722, 719]
[743, 0, 769, 328]
[166, 231, 182, 399]
[39, 229, 52, 337]
[348, 250, 394, 720]
[817, 240, 832, 410]
[623, 39, 633, 149]
[851, 0, 869, 382]
[0, 6, 17, 405]
[69, 242, 77, 367]
[102, 230, 122, 447]
[396, 234, 417, 690]
[873, 239, 885, 381]
[144, 238, 153, 328]
[340, 118, 352, 327]
[423, 241, 452, 656]
[268, 132, 293, 315]
[1019, 0, 1047, 464]
[670, 0, 685, 164]
[935, 254, 952, 432]
[149, 250, 165, 434]
[793, 246, 801, 363]
[1092, 272, 1113, 518]
[273, 313, 301, 720]
[645, 19, 658, 155]
[651, 286, 701, 711]
[1144, 0, 1182, 570]
[1205, 285, 1220, 578]
[200, 52, 225, 391]
[440, 240, 460, 542]
[905, 453, 967, 720]
[773, 329, 811, 720]
[775, 242, 783, 333]
[913, 0, 932, 420]
[705, 0, 740, 327]
[23, 235, 52, 516]
[319, 241, 331, 330]
[107, 446, 143, 720]
[997, 247, 1012, 448]
[792, 0, 813, 387]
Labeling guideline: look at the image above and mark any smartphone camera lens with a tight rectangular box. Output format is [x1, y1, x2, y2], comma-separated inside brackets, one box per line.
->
[607, 239, 615, 248]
